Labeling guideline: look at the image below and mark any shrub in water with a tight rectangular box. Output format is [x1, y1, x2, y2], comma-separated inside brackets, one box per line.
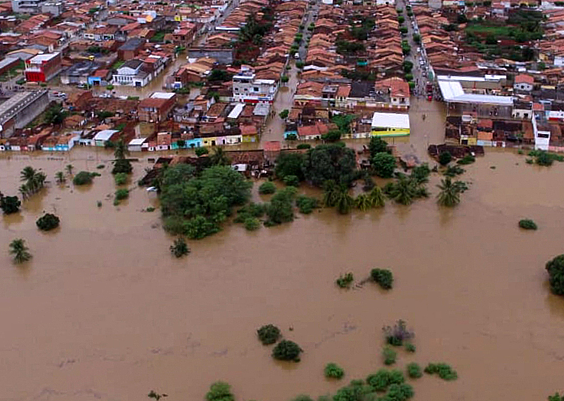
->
[205, 381, 234, 401]
[405, 343, 416, 353]
[296, 195, 318, 214]
[257, 324, 281, 345]
[371, 268, 393, 289]
[424, 363, 458, 380]
[114, 172, 127, 185]
[383, 346, 397, 365]
[457, 155, 475, 165]
[336, 272, 354, 288]
[366, 369, 404, 392]
[170, 237, 190, 258]
[36, 213, 60, 231]
[385, 383, 414, 401]
[519, 219, 537, 230]
[438, 151, 452, 166]
[324, 363, 344, 379]
[283, 175, 300, 187]
[111, 159, 133, 174]
[272, 340, 302, 361]
[73, 171, 95, 185]
[244, 217, 261, 231]
[115, 189, 129, 200]
[406, 363, 422, 378]
[259, 181, 277, 194]
[546, 254, 564, 296]
[383, 320, 414, 346]
[291, 396, 313, 401]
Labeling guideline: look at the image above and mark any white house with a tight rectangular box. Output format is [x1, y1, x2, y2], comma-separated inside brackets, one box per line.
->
[514, 74, 534, 92]
[232, 65, 278, 104]
[113, 59, 151, 87]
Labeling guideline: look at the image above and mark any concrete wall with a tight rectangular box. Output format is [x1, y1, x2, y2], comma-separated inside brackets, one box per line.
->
[188, 47, 234, 64]
[0, 90, 49, 138]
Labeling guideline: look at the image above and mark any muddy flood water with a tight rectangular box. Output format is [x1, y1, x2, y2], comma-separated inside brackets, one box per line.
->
[1, 148, 563, 401]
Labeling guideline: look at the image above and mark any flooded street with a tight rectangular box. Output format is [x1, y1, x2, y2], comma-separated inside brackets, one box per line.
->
[1, 149, 564, 401]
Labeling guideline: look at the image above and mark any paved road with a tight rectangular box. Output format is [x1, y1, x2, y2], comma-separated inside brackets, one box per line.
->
[260, 0, 321, 144]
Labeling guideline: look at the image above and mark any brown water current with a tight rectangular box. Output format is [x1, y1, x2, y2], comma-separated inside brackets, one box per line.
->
[1, 149, 564, 401]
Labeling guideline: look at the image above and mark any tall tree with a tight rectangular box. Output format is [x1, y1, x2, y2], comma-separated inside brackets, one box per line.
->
[114, 139, 128, 160]
[436, 177, 461, 207]
[209, 147, 231, 166]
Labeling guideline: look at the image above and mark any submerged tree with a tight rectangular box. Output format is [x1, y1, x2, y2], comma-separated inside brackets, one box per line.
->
[436, 177, 467, 207]
[55, 171, 66, 184]
[210, 147, 231, 166]
[9, 238, 32, 264]
[0, 194, 21, 214]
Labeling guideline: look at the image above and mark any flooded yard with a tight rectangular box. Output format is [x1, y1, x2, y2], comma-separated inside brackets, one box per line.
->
[0, 149, 563, 401]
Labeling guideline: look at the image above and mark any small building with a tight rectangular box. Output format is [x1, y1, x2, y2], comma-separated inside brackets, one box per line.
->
[514, 74, 534, 92]
[138, 92, 177, 122]
[93, 129, 119, 147]
[60, 60, 100, 85]
[118, 38, 146, 60]
[113, 59, 150, 87]
[127, 137, 147, 152]
[232, 65, 277, 104]
[371, 112, 410, 137]
[24, 52, 62, 82]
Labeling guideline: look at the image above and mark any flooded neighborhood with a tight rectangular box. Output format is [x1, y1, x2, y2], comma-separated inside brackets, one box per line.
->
[1, 0, 564, 398]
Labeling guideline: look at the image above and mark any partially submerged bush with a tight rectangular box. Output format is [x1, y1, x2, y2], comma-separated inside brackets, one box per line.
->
[36, 213, 60, 231]
[324, 363, 345, 379]
[383, 320, 414, 346]
[112, 158, 133, 174]
[386, 383, 414, 401]
[405, 343, 416, 353]
[438, 151, 452, 166]
[406, 363, 422, 378]
[244, 217, 261, 231]
[234, 203, 265, 223]
[73, 171, 95, 185]
[336, 272, 354, 288]
[519, 219, 537, 230]
[546, 254, 564, 296]
[257, 324, 281, 345]
[291, 395, 314, 401]
[424, 363, 458, 380]
[258, 181, 276, 194]
[272, 340, 302, 361]
[283, 174, 300, 187]
[296, 195, 318, 214]
[115, 188, 129, 201]
[457, 154, 475, 165]
[170, 237, 190, 258]
[366, 369, 405, 392]
[114, 172, 127, 185]
[383, 346, 397, 365]
[205, 381, 234, 401]
[371, 268, 393, 289]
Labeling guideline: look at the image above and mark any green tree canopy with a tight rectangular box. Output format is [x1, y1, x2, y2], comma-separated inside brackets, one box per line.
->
[275, 152, 305, 180]
[303, 144, 357, 187]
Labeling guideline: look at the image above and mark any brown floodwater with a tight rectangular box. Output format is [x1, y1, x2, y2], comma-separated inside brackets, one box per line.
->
[1, 148, 563, 401]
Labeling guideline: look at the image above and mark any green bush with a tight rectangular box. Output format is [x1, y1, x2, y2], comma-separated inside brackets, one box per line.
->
[519, 219, 537, 230]
[257, 324, 281, 345]
[324, 363, 345, 379]
[336, 272, 354, 288]
[371, 268, 393, 289]
[259, 181, 277, 194]
[291, 396, 313, 401]
[297, 144, 311, 149]
[195, 147, 209, 157]
[112, 159, 133, 174]
[205, 381, 234, 401]
[296, 195, 318, 214]
[383, 346, 397, 365]
[373, 152, 396, 178]
[405, 343, 416, 353]
[457, 154, 475, 165]
[424, 363, 458, 380]
[439, 151, 452, 166]
[366, 369, 404, 392]
[244, 217, 261, 231]
[234, 203, 265, 223]
[546, 254, 564, 295]
[272, 340, 302, 361]
[73, 171, 95, 185]
[385, 383, 414, 401]
[115, 189, 129, 201]
[283, 175, 300, 187]
[0, 195, 21, 214]
[170, 237, 190, 258]
[36, 213, 60, 231]
[406, 363, 422, 378]
[114, 172, 127, 185]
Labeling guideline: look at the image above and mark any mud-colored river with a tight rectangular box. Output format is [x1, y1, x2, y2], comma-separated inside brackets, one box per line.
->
[0, 148, 563, 401]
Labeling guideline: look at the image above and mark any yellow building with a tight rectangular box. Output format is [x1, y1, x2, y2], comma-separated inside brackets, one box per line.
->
[371, 112, 410, 137]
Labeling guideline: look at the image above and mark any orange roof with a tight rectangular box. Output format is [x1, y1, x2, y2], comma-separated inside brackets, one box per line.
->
[515, 74, 534, 85]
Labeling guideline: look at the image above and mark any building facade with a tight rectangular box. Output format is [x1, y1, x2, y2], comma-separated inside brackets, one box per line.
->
[24, 52, 62, 82]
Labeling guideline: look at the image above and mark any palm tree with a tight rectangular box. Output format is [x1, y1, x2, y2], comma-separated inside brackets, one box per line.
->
[18, 184, 30, 200]
[335, 186, 354, 214]
[389, 175, 416, 205]
[32, 172, 46, 192]
[355, 193, 372, 211]
[322, 180, 339, 207]
[55, 171, 66, 184]
[436, 177, 461, 207]
[209, 147, 231, 166]
[114, 139, 128, 160]
[20, 166, 36, 182]
[66, 164, 74, 176]
[9, 238, 32, 264]
[368, 186, 386, 208]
